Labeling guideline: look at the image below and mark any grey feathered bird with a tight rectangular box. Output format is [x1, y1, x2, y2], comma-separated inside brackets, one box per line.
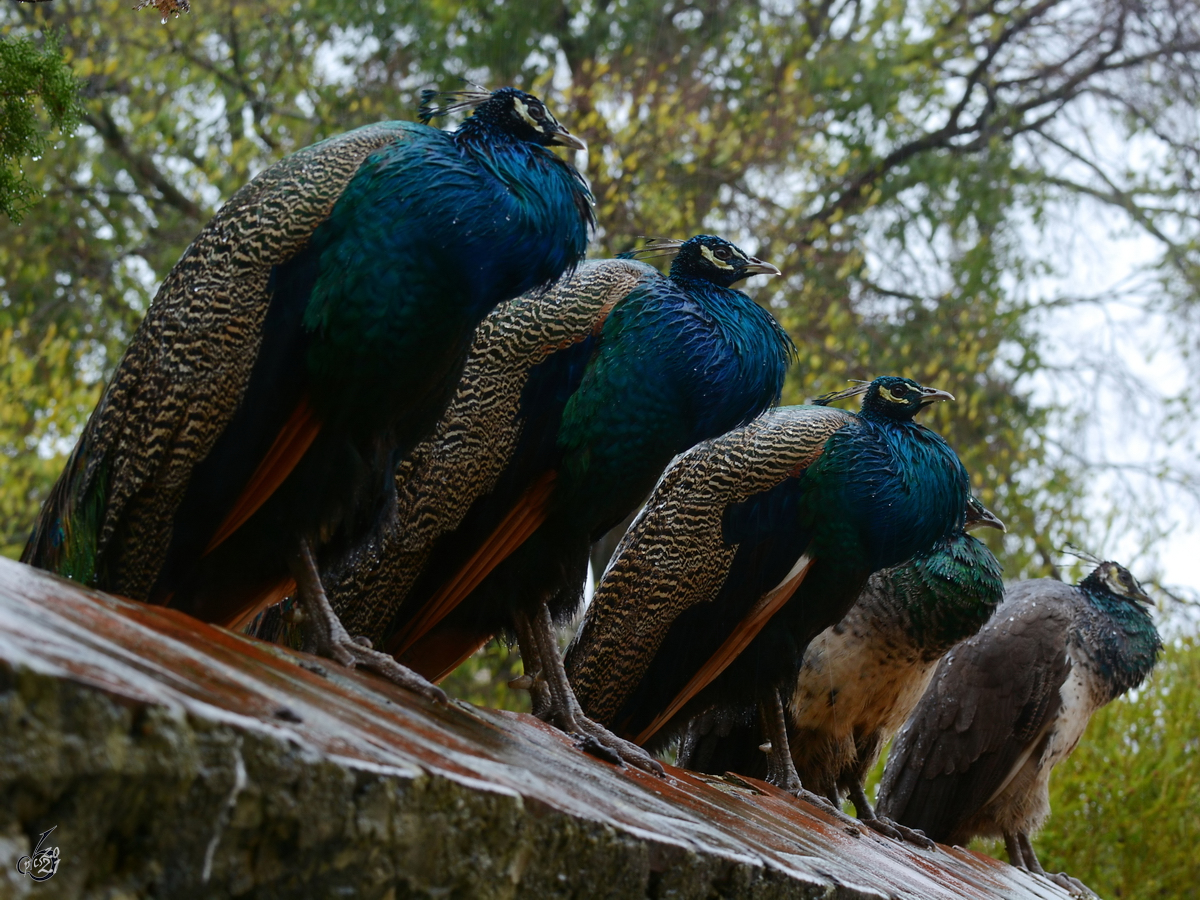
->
[678, 496, 1006, 844]
[877, 560, 1161, 891]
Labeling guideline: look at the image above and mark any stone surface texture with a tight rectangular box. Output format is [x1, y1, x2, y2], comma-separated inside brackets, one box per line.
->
[0, 558, 1077, 900]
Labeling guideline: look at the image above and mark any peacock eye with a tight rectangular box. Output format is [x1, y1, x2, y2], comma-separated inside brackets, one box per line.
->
[891, 383, 910, 398]
[714, 246, 732, 260]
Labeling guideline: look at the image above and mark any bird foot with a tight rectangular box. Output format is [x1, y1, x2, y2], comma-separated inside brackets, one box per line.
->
[325, 636, 449, 704]
[558, 711, 665, 776]
[790, 787, 850, 817]
[289, 538, 447, 704]
[1045, 872, 1097, 897]
[861, 816, 935, 849]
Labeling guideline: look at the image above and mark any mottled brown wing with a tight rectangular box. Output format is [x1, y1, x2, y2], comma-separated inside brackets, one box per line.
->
[25, 123, 413, 600]
[876, 579, 1078, 841]
[566, 405, 856, 728]
[323, 259, 657, 645]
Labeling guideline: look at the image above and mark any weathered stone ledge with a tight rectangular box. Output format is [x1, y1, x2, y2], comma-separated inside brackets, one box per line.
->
[0, 558, 1073, 899]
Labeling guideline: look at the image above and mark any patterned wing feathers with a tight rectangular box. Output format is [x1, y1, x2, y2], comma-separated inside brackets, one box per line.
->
[568, 405, 855, 728]
[29, 123, 414, 599]
[634, 551, 815, 745]
[326, 260, 656, 643]
[386, 469, 557, 659]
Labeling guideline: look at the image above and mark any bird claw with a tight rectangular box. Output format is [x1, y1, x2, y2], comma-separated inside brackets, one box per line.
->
[570, 715, 665, 776]
[787, 788, 863, 833]
[572, 731, 624, 766]
[862, 816, 936, 849]
[1046, 872, 1097, 897]
[333, 637, 449, 705]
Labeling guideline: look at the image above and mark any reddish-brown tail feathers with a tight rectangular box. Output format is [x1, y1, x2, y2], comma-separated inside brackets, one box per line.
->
[198, 398, 318, 630]
[631, 552, 815, 746]
[386, 470, 558, 662]
[205, 398, 322, 557]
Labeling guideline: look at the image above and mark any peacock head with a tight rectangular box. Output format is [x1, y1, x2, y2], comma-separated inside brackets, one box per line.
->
[620, 235, 781, 288]
[420, 86, 586, 151]
[1080, 561, 1154, 607]
[813, 375, 954, 421]
[964, 495, 1006, 533]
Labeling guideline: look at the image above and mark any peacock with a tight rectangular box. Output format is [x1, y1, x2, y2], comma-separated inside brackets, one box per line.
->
[308, 234, 792, 771]
[22, 87, 593, 699]
[678, 495, 1006, 844]
[877, 559, 1161, 892]
[565, 377, 971, 800]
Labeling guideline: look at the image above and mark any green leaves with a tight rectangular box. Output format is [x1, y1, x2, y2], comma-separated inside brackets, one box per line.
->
[0, 30, 80, 222]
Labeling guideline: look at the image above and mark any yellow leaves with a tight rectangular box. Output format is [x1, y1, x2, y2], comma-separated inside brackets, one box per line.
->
[0, 322, 101, 558]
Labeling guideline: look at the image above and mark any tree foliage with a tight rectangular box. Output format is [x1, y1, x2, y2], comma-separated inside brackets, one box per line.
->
[1, 0, 1197, 887]
[0, 30, 80, 222]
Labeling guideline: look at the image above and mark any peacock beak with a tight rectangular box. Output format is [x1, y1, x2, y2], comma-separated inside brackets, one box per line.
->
[742, 259, 782, 277]
[549, 127, 587, 152]
[918, 387, 955, 406]
[965, 503, 1006, 533]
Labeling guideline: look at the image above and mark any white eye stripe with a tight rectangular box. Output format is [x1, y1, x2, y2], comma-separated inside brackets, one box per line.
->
[700, 244, 735, 270]
[512, 97, 545, 133]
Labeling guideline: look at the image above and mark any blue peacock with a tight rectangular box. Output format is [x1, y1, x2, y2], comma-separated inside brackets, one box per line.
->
[22, 87, 593, 698]
[305, 234, 794, 770]
[566, 376, 972, 795]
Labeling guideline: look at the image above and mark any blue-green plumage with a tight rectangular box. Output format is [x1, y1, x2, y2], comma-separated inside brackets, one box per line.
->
[24, 88, 593, 646]
[678, 504, 1006, 825]
[566, 377, 972, 758]
[375, 236, 794, 682]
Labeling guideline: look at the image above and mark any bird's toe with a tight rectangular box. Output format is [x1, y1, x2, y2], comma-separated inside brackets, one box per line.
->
[574, 716, 666, 776]
[862, 817, 936, 849]
[337, 640, 449, 704]
[1047, 872, 1097, 898]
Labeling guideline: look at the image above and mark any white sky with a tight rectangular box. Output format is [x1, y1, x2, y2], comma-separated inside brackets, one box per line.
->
[1030, 198, 1200, 632]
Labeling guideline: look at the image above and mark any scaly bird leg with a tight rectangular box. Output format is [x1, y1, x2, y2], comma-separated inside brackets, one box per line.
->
[511, 605, 552, 719]
[515, 604, 664, 776]
[1017, 831, 1096, 897]
[847, 779, 935, 849]
[1005, 831, 1026, 868]
[760, 690, 860, 824]
[289, 538, 447, 703]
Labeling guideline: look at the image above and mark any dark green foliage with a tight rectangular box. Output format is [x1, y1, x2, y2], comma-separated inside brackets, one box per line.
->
[0, 31, 79, 222]
[439, 639, 531, 713]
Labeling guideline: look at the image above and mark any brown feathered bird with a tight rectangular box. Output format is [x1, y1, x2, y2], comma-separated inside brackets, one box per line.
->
[877, 560, 1160, 892]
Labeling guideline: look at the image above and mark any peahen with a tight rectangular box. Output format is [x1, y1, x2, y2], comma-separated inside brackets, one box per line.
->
[565, 377, 971, 800]
[877, 560, 1160, 892]
[311, 234, 792, 771]
[678, 495, 1006, 843]
[22, 87, 593, 698]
